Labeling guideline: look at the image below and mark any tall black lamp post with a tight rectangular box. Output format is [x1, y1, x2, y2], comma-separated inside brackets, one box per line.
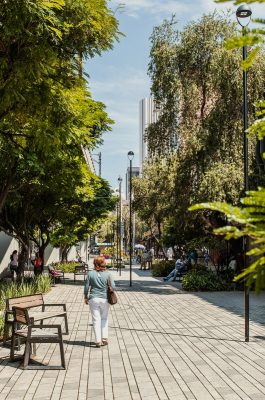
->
[118, 176, 123, 276]
[116, 200, 119, 272]
[128, 151, 134, 287]
[112, 222, 115, 268]
[236, 4, 252, 342]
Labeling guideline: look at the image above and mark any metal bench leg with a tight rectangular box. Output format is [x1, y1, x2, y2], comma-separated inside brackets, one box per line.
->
[10, 330, 16, 361]
[58, 326, 65, 369]
[23, 341, 31, 369]
[32, 343, 37, 356]
[64, 314, 69, 335]
[59, 339, 65, 369]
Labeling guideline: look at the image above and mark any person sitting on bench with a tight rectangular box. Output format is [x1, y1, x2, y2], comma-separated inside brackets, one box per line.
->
[163, 256, 185, 281]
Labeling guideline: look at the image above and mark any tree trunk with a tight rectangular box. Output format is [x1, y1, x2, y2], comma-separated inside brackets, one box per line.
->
[38, 244, 47, 273]
[18, 243, 28, 284]
[61, 246, 70, 262]
[151, 224, 167, 259]
[0, 162, 18, 213]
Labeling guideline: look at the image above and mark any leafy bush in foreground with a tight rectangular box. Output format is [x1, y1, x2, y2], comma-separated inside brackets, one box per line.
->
[152, 260, 176, 277]
[182, 270, 233, 292]
[51, 262, 80, 273]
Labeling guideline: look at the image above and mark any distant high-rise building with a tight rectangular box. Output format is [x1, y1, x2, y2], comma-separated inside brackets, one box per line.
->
[139, 97, 159, 169]
[81, 146, 96, 174]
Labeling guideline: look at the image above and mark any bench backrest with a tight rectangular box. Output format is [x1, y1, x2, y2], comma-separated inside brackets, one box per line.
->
[75, 266, 86, 273]
[6, 293, 44, 311]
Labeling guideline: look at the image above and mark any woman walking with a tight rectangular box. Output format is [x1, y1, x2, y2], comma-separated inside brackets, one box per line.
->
[10, 250, 18, 282]
[84, 256, 115, 347]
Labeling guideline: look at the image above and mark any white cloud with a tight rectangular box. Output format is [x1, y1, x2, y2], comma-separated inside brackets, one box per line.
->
[111, 0, 228, 18]
[112, 0, 264, 21]
[90, 68, 150, 98]
[90, 67, 150, 132]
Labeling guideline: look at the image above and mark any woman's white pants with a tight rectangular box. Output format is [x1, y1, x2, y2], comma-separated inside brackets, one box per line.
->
[89, 298, 109, 343]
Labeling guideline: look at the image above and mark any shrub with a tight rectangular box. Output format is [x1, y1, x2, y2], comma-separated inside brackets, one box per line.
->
[182, 270, 233, 291]
[52, 262, 80, 273]
[152, 260, 175, 277]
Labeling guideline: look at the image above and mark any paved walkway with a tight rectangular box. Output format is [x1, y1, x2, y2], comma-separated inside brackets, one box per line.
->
[0, 266, 265, 400]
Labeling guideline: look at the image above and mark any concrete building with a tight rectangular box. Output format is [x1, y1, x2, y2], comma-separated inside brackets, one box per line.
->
[139, 97, 160, 169]
[82, 146, 97, 174]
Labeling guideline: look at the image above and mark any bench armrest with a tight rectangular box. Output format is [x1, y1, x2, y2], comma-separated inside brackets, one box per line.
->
[42, 303, 66, 312]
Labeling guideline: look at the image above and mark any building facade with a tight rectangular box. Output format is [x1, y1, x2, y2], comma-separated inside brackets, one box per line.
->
[139, 97, 159, 169]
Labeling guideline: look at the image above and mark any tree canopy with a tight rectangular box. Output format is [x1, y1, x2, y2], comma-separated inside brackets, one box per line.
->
[133, 11, 265, 262]
[0, 0, 120, 262]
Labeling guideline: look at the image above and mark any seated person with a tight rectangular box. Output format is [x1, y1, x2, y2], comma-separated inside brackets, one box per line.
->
[48, 265, 63, 277]
[163, 256, 186, 281]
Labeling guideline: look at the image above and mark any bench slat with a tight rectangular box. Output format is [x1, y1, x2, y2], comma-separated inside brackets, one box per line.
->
[7, 294, 43, 310]
[29, 311, 66, 321]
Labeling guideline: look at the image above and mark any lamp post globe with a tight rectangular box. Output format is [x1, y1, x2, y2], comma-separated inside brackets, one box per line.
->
[127, 151, 134, 161]
[236, 4, 252, 26]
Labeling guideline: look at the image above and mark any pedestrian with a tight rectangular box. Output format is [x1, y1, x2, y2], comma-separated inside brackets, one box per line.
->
[146, 249, 153, 270]
[84, 256, 115, 348]
[10, 250, 18, 281]
[33, 253, 43, 276]
[140, 250, 148, 270]
[163, 256, 186, 281]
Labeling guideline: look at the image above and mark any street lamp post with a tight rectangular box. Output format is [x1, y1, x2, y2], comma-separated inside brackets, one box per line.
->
[118, 176, 123, 276]
[236, 4, 252, 342]
[116, 202, 119, 272]
[112, 222, 115, 268]
[128, 151, 134, 287]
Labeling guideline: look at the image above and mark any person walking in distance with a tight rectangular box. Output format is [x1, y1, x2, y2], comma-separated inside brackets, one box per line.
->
[84, 256, 115, 347]
[33, 253, 43, 276]
[10, 250, 18, 281]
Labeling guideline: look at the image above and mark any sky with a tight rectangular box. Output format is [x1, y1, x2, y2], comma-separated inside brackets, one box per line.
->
[85, 0, 263, 190]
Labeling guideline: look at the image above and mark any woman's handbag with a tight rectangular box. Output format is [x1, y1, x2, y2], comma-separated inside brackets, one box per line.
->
[107, 276, 117, 305]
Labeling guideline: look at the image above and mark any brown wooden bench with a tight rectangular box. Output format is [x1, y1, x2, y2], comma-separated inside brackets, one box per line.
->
[10, 306, 65, 369]
[3, 293, 69, 345]
[74, 265, 88, 283]
[47, 265, 65, 283]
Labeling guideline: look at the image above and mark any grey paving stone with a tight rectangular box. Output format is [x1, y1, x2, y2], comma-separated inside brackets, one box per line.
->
[0, 266, 265, 400]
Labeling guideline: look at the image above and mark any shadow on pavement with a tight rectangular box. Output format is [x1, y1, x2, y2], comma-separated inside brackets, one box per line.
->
[63, 340, 98, 348]
[192, 290, 265, 327]
[116, 267, 265, 328]
[108, 325, 245, 342]
[116, 279, 181, 296]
